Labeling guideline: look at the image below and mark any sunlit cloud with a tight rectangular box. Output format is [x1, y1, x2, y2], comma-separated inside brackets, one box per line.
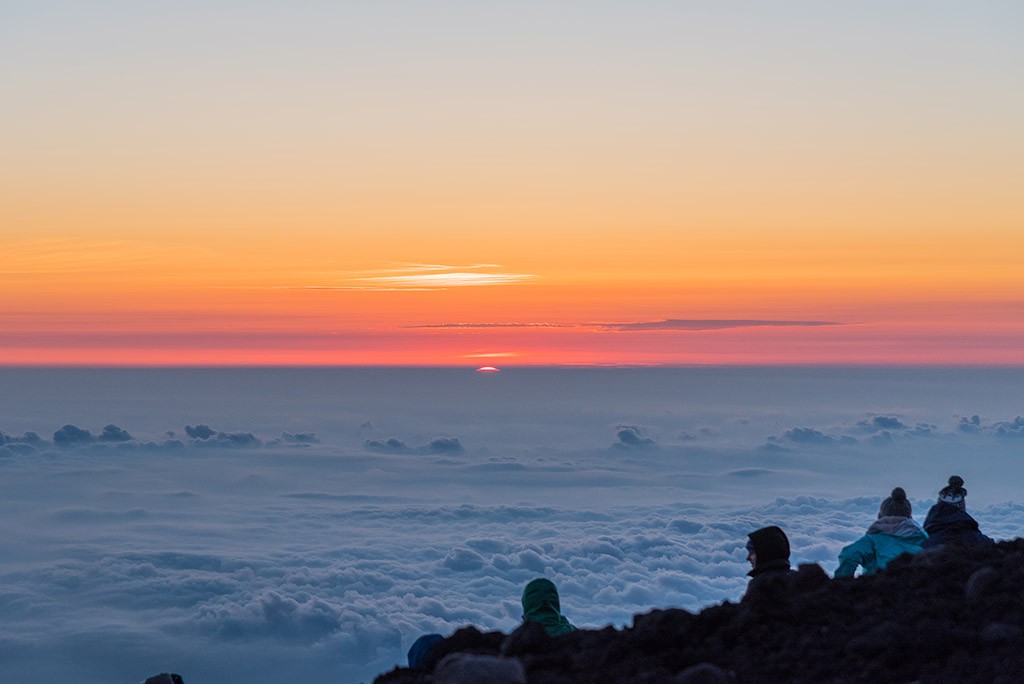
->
[279, 264, 535, 291]
[357, 272, 534, 288]
[370, 263, 502, 274]
[463, 352, 522, 358]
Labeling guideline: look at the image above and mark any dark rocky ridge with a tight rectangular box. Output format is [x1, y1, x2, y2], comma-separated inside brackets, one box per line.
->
[375, 539, 1024, 683]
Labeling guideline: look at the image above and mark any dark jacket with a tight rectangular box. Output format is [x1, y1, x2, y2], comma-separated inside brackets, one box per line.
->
[921, 502, 994, 550]
[407, 633, 444, 668]
[747, 525, 792, 577]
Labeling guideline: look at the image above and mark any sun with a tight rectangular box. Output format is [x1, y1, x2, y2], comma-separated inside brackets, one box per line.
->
[475, 366, 501, 373]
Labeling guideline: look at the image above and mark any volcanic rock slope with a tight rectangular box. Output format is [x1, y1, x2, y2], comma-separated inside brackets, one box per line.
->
[375, 539, 1024, 684]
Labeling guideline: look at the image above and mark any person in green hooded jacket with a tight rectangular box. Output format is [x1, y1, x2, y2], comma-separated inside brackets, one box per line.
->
[835, 486, 928, 578]
[521, 577, 576, 636]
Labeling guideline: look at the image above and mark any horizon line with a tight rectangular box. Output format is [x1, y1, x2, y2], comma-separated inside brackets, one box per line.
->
[3, 362, 1024, 370]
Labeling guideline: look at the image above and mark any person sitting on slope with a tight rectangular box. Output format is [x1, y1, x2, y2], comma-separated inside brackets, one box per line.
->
[835, 487, 927, 578]
[521, 577, 577, 636]
[921, 475, 994, 550]
[745, 525, 793, 578]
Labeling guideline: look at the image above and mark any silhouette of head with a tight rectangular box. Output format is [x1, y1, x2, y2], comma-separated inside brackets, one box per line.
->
[879, 487, 912, 518]
[522, 578, 562, 618]
[143, 675, 184, 684]
[521, 577, 576, 636]
[407, 633, 444, 669]
[746, 525, 790, 569]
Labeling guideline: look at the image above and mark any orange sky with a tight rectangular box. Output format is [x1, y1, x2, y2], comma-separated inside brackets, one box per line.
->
[3, 3, 1023, 366]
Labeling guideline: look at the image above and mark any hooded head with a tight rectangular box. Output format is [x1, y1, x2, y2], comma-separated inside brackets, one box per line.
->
[879, 487, 912, 518]
[746, 525, 791, 576]
[521, 578, 576, 636]
[938, 475, 967, 510]
[407, 633, 444, 669]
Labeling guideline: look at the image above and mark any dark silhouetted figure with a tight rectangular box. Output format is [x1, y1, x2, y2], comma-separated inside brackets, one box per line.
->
[521, 577, 576, 636]
[143, 675, 184, 684]
[407, 633, 444, 669]
[835, 486, 927, 577]
[746, 525, 792, 578]
[921, 475, 994, 550]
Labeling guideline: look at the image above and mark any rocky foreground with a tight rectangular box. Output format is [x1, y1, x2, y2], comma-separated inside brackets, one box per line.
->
[375, 539, 1024, 683]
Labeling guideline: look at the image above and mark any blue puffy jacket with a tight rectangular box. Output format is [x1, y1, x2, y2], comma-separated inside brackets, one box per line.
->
[835, 516, 927, 578]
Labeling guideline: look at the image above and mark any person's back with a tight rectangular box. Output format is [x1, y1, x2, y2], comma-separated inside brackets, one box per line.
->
[922, 502, 993, 549]
[920, 475, 994, 550]
[521, 577, 576, 637]
[835, 487, 927, 578]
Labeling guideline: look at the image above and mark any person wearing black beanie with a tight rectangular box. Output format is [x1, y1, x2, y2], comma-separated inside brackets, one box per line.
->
[835, 487, 927, 578]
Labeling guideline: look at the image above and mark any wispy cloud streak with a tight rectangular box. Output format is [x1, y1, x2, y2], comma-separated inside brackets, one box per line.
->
[280, 264, 535, 291]
[357, 272, 533, 288]
[407, 319, 842, 331]
[595, 319, 842, 331]
[406, 323, 569, 329]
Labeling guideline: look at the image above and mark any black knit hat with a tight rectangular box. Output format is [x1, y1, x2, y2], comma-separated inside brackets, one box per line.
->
[938, 475, 967, 509]
[878, 487, 912, 518]
[747, 525, 790, 564]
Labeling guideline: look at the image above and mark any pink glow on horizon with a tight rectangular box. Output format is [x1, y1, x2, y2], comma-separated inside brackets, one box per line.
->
[3, 318, 1024, 366]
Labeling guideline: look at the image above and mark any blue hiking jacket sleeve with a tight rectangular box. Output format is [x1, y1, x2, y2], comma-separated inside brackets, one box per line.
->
[835, 517, 927, 578]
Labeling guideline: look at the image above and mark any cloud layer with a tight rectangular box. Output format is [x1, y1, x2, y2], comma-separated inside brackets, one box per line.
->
[2, 367, 1024, 683]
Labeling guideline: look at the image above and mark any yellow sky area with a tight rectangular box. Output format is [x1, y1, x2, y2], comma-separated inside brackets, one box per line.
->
[4, 76, 1021, 253]
[6, 153, 1019, 249]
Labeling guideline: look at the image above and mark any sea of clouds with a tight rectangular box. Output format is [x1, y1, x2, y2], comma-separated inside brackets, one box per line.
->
[1, 367, 1023, 683]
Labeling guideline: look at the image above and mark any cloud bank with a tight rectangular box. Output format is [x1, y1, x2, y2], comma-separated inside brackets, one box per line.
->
[2, 367, 1024, 684]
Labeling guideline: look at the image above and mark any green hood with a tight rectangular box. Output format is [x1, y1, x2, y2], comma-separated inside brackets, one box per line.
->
[521, 578, 576, 637]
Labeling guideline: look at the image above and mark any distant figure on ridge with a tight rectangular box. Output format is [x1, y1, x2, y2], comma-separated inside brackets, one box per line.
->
[835, 487, 927, 578]
[143, 675, 184, 684]
[921, 475, 994, 550]
[521, 578, 576, 636]
[745, 525, 793, 578]
[407, 633, 444, 669]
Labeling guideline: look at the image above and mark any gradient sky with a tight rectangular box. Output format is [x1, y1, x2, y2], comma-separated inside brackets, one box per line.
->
[3, 1, 1023, 365]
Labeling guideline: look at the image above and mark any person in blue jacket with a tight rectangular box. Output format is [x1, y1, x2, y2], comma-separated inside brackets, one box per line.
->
[921, 475, 994, 550]
[835, 487, 927, 578]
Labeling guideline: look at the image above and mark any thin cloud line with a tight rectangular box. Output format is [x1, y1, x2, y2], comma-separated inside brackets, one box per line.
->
[248, 264, 534, 291]
[405, 319, 844, 331]
[593, 319, 842, 331]
[405, 322, 570, 329]
[356, 272, 534, 287]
